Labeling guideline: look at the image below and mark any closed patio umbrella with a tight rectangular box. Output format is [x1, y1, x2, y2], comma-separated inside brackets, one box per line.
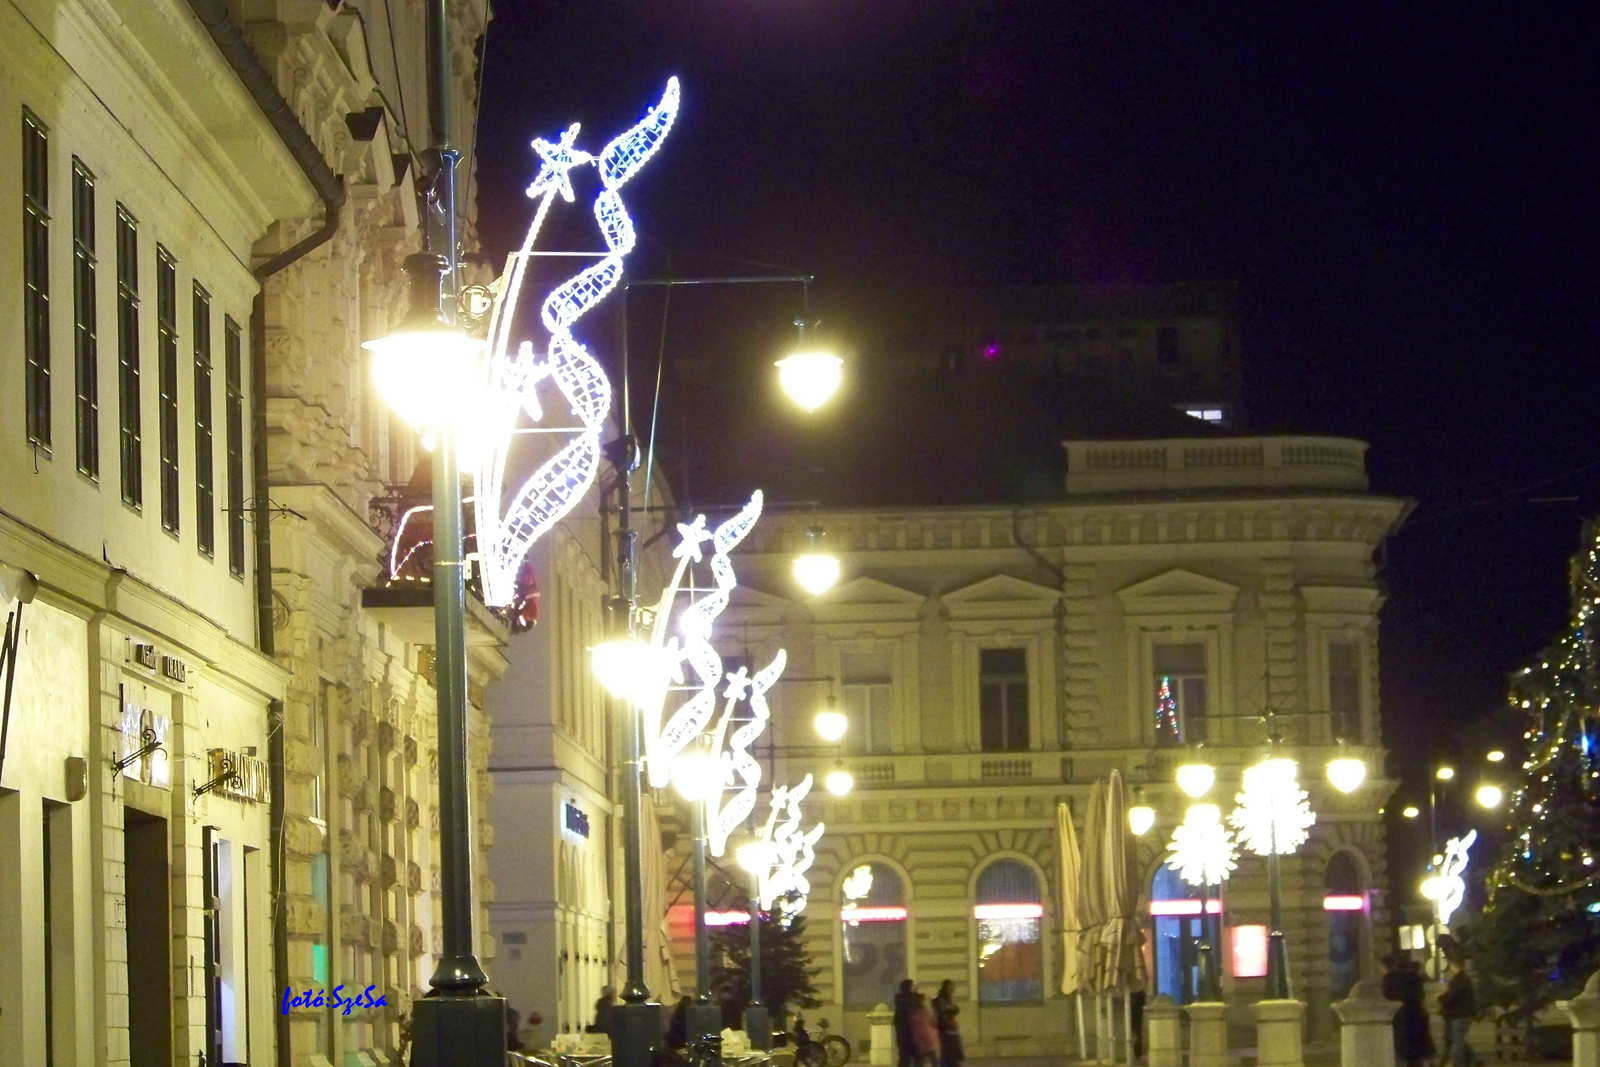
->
[1056, 800, 1085, 1057]
[1075, 781, 1108, 1059]
[1099, 770, 1148, 1062]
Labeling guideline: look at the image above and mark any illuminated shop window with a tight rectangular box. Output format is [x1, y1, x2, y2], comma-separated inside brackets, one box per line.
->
[974, 859, 1043, 1004]
[840, 862, 907, 1008]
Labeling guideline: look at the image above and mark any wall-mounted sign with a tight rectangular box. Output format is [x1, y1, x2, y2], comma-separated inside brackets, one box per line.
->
[161, 654, 188, 685]
[563, 801, 590, 841]
[130, 642, 159, 671]
[203, 748, 269, 804]
[118, 687, 170, 788]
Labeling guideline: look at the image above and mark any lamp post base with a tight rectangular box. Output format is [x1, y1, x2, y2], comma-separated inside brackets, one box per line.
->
[745, 1004, 772, 1049]
[410, 993, 507, 1067]
[613, 1001, 662, 1067]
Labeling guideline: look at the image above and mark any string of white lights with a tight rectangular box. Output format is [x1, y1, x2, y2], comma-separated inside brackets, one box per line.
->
[752, 774, 825, 922]
[474, 79, 681, 607]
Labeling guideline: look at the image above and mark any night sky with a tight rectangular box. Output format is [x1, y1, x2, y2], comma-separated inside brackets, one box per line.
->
[471, 4, 1599, 813]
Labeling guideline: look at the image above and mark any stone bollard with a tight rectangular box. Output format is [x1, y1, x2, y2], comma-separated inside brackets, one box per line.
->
[867, 1002, 894, 1066]
[1145, 994, 1183, 1067]
[1332, 979, 1398, 1067]
[1253, 999, 1307, 1067]
[1185, 1002, 1229, 1067]
[1559, 969, 1600, 1067]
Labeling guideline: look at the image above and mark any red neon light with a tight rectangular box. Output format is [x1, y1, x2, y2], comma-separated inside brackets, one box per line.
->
[1322, 895, 1366, 912]
[1148, 899, 1222, 916]
[973, 903, 1044, 920]
[705, 910, 750, 926]
[840, 906, 908, 922]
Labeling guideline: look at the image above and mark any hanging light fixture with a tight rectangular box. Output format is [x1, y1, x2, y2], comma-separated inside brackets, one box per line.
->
[1176, 761, 1216, 799]
[1326, 740, 1368, 794]
[1128, 787, 1156, 837]
[824, 762, 854, 796]
[792, 526, 841, 595]
[814, 697, 848, 742]
[1475, 784, 1503, 809]
[671, 746, 722, 803]
[363, 253, 486, 434]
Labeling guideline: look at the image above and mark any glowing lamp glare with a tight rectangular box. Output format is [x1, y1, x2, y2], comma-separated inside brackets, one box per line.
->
[1176, 762, 1216, 799]
[793, 552, 842, 596]
[1128, 804, 1156, 837]
[825, 768, 854, 796]
[973, 903, 1044, 920]
[776, 350, 843, 411]
[814, 707, 849, 742]
[1435, 766, 1456, 781]
[1476, 784, 1503, 809]
[671, 749, 721, 803]
[1327, 756, 1367, 794]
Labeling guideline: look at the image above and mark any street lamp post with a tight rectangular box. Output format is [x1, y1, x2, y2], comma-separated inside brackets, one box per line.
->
[361, 1, 505, 1061]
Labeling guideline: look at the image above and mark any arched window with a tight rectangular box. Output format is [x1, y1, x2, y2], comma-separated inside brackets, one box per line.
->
[841, 862, 908, 1008]
[974, 859, 1043, 1003]
[1325, 852, 1365, 1000]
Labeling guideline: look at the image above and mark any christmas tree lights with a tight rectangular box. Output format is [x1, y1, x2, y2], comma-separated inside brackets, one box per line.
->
[1155, 676, 1180, 743]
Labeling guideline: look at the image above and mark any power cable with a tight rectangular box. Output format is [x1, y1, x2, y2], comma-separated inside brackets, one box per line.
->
[381, 0, 413, 149]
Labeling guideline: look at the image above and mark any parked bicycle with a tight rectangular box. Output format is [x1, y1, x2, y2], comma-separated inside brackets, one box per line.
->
[791, 1014, 851, 1067]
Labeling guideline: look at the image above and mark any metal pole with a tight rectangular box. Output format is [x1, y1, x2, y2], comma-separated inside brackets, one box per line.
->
[1265, 835, 1289, 999]
[747, 877, 767, 1046]
[1198, 873, 1219, 1001]
[1428, 775, 1440, 981]
[408, 1, 505, 1061]
[693, 798, 711, 996]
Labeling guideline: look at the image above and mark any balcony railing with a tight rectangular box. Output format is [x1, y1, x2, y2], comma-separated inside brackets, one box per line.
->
[1065, 436, 1369, 495]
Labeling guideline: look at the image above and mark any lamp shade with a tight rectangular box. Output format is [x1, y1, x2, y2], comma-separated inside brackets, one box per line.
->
[364, 254, 486, 432]
[1326, 756, 1367, 794]
[1128, 804, 1156, 837]
[814, 706, 848, 742]
[1176, 762, 1216, 799]
[825, 767, 854, 796]
[776, 350, 843, 411]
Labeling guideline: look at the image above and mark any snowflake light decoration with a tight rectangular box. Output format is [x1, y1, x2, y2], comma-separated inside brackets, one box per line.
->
[1229, 756, 1316, 856]
[1166, 803, 1239, 888]
[474, 78, 680, 607]
[747, 774, 826, 924]
[1423, 829, 1477, 927]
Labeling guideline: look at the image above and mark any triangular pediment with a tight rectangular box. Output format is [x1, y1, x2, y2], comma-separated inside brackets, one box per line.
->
[943, 574, 1061, 604]
[721, 583, 794, 627]
[816, 577, 925, 607]
[1117, 568, 1239, 614]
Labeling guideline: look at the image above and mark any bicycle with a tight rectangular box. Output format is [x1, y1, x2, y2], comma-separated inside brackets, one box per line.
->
[791, 1014, 851, 1067]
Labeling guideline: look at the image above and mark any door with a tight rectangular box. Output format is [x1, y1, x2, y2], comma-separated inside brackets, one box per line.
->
[125, 810, 171, 1067]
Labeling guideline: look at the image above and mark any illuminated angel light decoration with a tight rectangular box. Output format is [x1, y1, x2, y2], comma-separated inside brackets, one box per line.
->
[1165, 803, 1239, 888]
[638, 492, 771, 792]
[473, 78, 680, 607]
[1229, 756, 1316, 856]
[1421, 829, 1477, 927]
[747, 774, 826, 924]
[703, 647, 787, 857]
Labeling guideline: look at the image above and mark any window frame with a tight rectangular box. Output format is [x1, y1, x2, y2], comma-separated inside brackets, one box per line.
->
[156, 246, 180, 534]
[979, 647, 1030, 753]
[193, 284, 214, 557]
[1152, 642, 1210, 746]
[23, 107, 51, 450]
[971, 856, 1047, 1006]
[115, 205, 142, 508]
[836, 858, 912, 1010]
[224, 316, 245, 577]
[71, 158, 98, 477]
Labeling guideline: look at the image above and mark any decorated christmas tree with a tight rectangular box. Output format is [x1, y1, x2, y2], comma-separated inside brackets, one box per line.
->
[711, 902, 821, 1027]
[1470, 520, 1600, 1024]
[1155, 676, 1181, 744]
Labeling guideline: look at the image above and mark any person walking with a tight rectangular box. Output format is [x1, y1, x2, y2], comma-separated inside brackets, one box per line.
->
[893, 979, 918, 1067]
[908, 992, 942, 1067]
[931, 980, 964, 1067]
[1438, 956, 1478, 1066]
[1381, 954, 1433, 1067]
[590, 986, 616, 1035]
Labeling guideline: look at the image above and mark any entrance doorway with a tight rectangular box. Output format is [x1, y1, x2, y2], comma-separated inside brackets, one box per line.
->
[126, 810, 171, 1067]
[1325, 852, 1364, 1000]
[1149, 865, 1214, 1005]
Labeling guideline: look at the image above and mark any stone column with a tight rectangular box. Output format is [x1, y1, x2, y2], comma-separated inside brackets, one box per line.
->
[1331, 980, 1398, 1067]
[1559, 970, 1600, 1067]
[1252, 999, 1306, 1067]
[867, 1003, 894, 1066]
[1185, 1002, 1229, 1067]
[1145, 994, 1182, 1067]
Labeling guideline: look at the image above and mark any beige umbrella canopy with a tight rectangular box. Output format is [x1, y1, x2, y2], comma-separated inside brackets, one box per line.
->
[1075, 781, 1108, 992]
[1098, 769, 1148, 994]
[1057, 800, 1083, 996]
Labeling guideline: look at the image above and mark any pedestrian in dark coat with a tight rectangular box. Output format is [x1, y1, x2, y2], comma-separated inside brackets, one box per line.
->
[1381, 954, 1434, 1067]
[1439, 957, 1479, 1066]
[931, 981, 963, 1067]
[893, 979, 918, 1067]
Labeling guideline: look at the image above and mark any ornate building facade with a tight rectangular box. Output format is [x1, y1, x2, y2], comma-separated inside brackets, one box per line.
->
[660, 436, 1407, 1052]
[0, 1, 497, 1066]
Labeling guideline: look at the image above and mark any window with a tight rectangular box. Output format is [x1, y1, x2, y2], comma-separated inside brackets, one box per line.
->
[156, 248, 179, 533]
[116, 206, 141, 507]
[1157, 325, 1179, 365]
[193, 285, 214, 557]
[224, 316, 244, 576]
[1328, 640, 1360, 739]
[840, 862, 907, 1008]
[1324, 852, 1363, 1000]
[23, 108, 51, 448]
[1184, 407, 1225, 423]
[975, 859, 1043, 1003]
[72, 160, 98, 477]
[1153, 643, 1207, 745]
[979, 648, 1028, 752]
[1150, 864, 1208, 1003]
[842, 649, 892, 755]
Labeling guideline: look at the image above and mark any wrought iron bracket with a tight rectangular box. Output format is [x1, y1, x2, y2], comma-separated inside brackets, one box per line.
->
[193, 752, 242, 798]
[111, 727, 162, 778]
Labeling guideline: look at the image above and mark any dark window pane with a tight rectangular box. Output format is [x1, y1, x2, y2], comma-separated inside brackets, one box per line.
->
[193, 285, 213, 557]
[980, 682, 1004, 751]
[1005, 680, 1029, 750]
[156, 248, 179, 533]
[23, 108, 51, 449]
[1328, 641, 1360, 737]
[981, 648, 1026, 676]
[72, 160, 98, 477]
[224, 317, 244, 576]
[116, 206, 141, 507]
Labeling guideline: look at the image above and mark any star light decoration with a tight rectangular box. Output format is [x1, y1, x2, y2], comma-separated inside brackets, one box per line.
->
[474, 79, 680, 607]
[1229, 757, 1316, 857]
[1166, 803, 1239, 888]
[746, 774, 826, 925]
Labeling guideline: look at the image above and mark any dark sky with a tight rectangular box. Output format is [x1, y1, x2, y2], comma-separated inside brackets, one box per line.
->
[472, 3, 1600, 795]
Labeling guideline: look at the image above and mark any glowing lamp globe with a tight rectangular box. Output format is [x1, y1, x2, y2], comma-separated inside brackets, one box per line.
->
[1128, 804, 1156, 837]
[793, 552, 841, 596]
[1419, 874, 1443, 901]
[825, 767, 854, 796]
[738, 841, 776, 875]
[590, 637, 652, 703]
[776, 350, 843, 412]
[1176, 762, 1216, 799]
[1475, 784, 1503, 809]
[1402, 805, 1421, 819]
[814, 706, 849, 742]
[1326, 756, 1367, 794]
[363, 253, 486, 433]
[1486, 749, 1505, 763]
[1435, 766, 1456, 781]
[671, 748, 721, 802]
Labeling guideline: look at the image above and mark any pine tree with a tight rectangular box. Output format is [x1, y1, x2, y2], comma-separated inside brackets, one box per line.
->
[710, 901, 821, 1026]
[1469, 520, 1600, 1023]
